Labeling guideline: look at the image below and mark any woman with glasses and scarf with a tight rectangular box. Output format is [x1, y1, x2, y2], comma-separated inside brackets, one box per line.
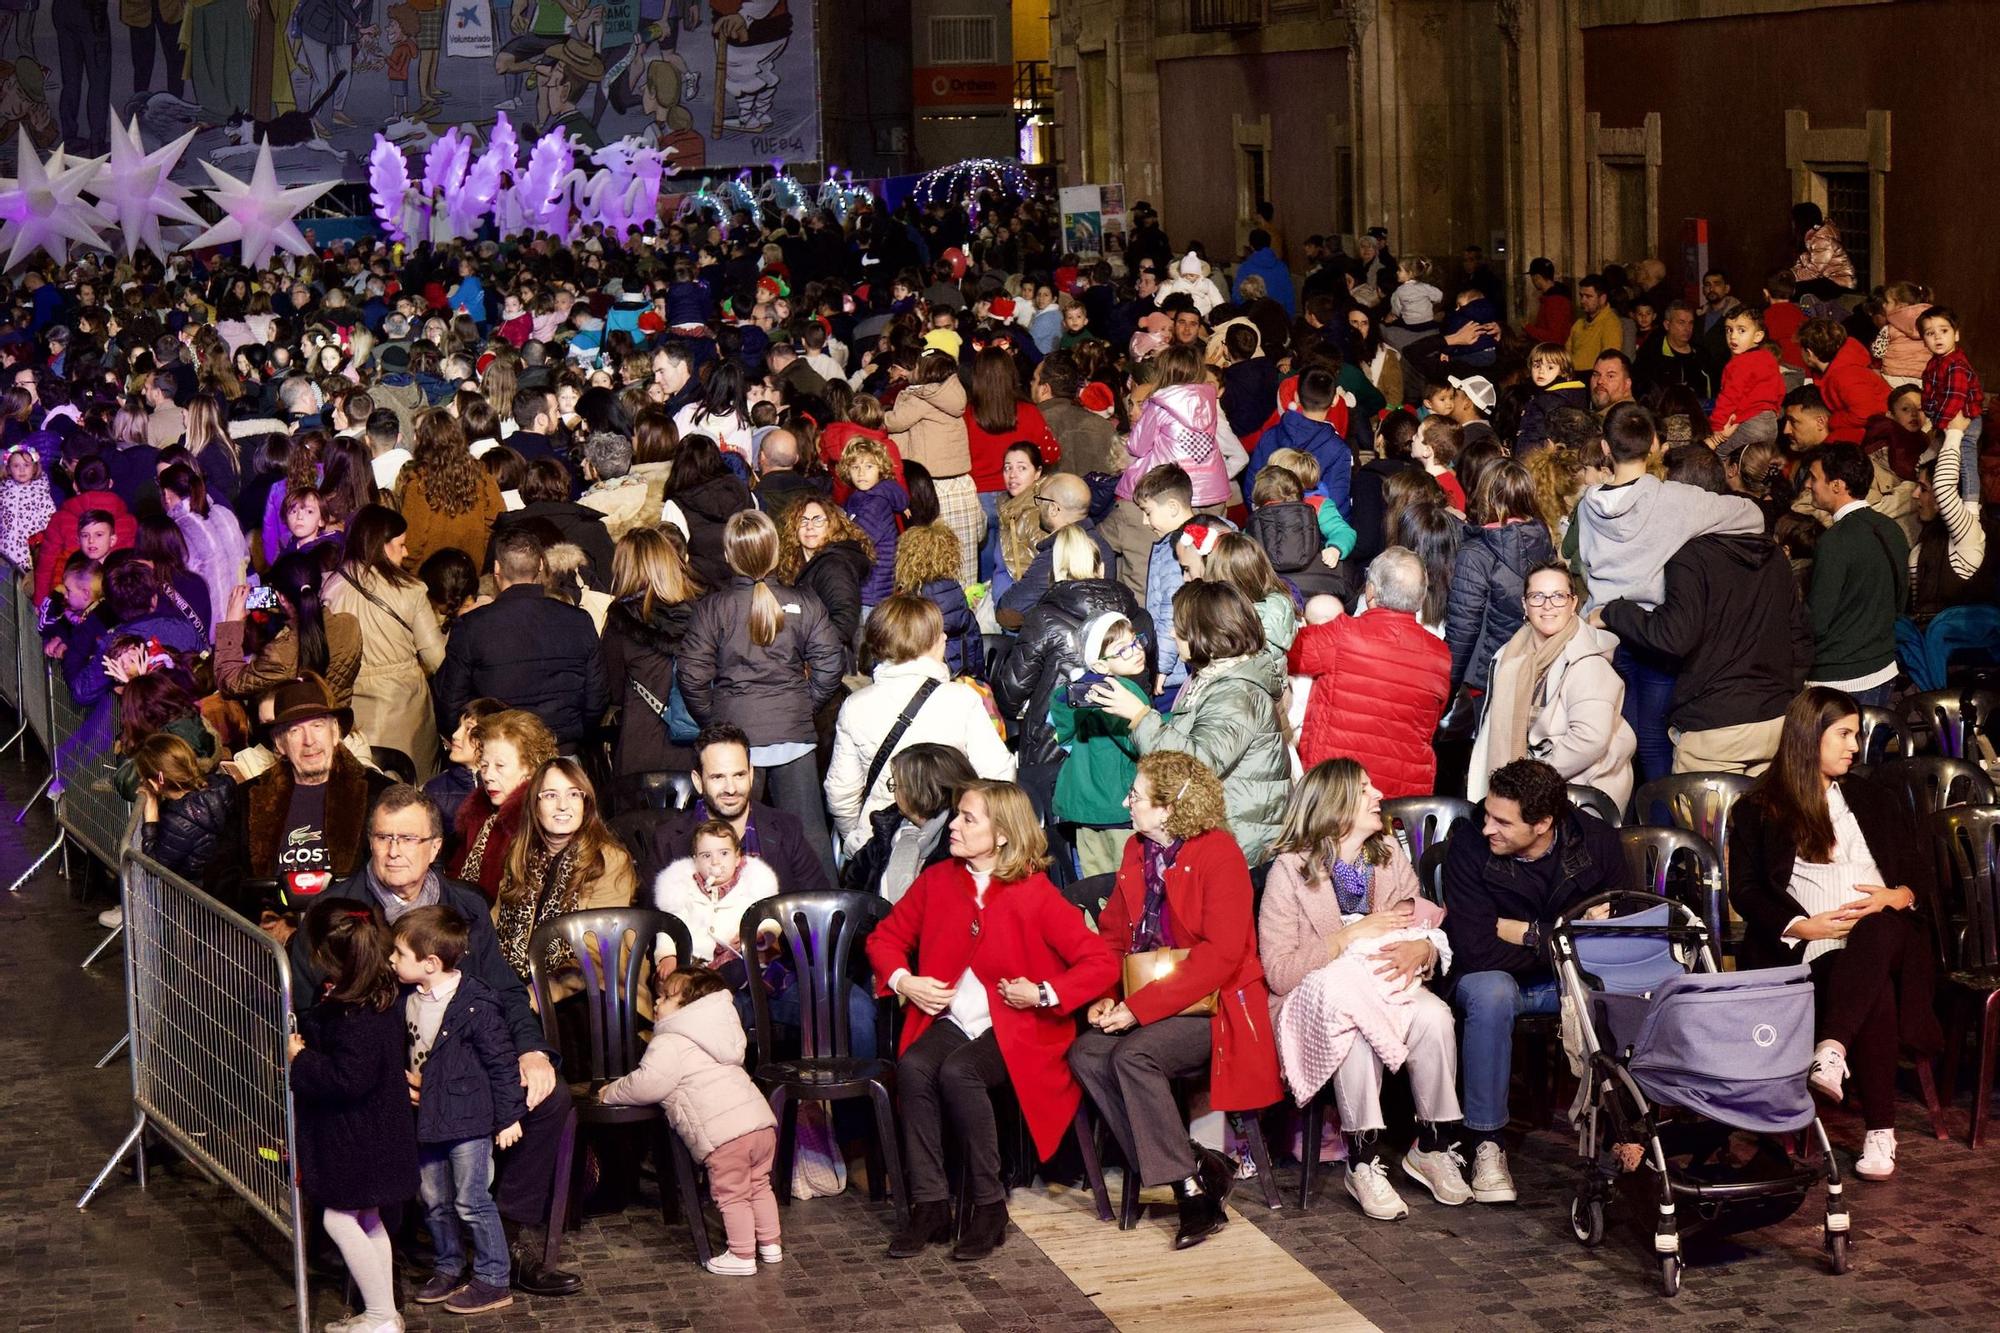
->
[1468, 560, 1635, 809]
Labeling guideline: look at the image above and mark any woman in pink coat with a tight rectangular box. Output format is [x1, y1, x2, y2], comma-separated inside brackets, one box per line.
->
[1258, 759, 1469, 1221]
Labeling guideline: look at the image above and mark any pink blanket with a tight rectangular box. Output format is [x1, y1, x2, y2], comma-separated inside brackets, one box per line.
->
[1275, 909, 1446, 1107]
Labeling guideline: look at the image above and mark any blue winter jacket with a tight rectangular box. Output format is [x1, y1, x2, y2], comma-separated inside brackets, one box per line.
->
[1233, 246, 1297, 317]
[410, 971, 529, 1146]
[1246, 411, 1352, 520]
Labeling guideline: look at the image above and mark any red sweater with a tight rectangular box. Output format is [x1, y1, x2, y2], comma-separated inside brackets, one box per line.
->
[964, 400, 1061, 492]
[867, 861, 1117, 1157]
[1817, 338, 1892, 446]
[817, 422, 904, 505]
[1710, 346, 1785, 433]
[1763, 301, 1807, 368]
[1097, 830, 1282, 1112]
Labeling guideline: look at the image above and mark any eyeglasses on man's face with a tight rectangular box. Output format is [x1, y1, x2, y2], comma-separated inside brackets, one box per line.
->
[370, 832, 438, 850]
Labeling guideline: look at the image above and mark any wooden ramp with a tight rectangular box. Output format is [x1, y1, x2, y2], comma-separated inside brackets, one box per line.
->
[1008, 1179, 1380, 1333]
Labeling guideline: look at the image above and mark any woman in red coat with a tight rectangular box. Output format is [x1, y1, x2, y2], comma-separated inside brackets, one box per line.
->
[1070, 750, 1283, 1250]
[867, 778, 1117, 1263]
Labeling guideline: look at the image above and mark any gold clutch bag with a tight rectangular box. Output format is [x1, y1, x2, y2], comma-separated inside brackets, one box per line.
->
[1122, 948, 1218, 1017]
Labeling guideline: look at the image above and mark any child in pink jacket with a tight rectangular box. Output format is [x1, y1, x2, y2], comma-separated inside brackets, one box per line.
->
[599, 963, 780, 1275]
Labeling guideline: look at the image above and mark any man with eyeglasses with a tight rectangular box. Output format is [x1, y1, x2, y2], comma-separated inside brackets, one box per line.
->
[995, 472, 1115, 627]
[288, 783, 585, 1300]
[213, 673, 395, 924]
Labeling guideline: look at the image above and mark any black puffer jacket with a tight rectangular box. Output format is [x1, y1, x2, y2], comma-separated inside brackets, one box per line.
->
[797, 539, 871, 658]
[991, 577, 1155, 769]
[487, 500, 618, 592]
[600, 594, 699, 779]
[1447, 519, 1557, 692]
[433, 584, 609, 748]
[1349, 456, 1418, 567]
[670, 474, 755, 589]
[142, 771, 237, 885]
[677, 576, 846, 746]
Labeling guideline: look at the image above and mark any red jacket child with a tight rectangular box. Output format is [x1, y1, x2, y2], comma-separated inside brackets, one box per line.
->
[1710, 345, 1785, 435]
[1097, 829, 1283, 1113]
[35, 490, 136, 601]
[1816, 337, 1891, 446]
[868, 859, 1118, 1158]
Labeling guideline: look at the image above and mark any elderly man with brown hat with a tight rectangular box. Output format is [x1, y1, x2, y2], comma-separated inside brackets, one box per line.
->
[210, 673, 396, 924]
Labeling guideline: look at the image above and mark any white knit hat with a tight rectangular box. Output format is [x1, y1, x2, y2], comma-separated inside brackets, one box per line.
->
[1080, 612, 1132, 668]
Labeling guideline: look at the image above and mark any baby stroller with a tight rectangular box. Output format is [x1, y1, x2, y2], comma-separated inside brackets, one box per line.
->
[1552, 891, 1849, 1296]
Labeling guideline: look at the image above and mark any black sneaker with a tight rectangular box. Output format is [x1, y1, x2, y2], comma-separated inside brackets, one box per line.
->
[414, 1271, 465, 1304]
[444, 1278, 514, 1315]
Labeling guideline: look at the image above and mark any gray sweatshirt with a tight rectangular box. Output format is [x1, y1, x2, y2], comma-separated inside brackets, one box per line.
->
[1577, 475, 1764, 611]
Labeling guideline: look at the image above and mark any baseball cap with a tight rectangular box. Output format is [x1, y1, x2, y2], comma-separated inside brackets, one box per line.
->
[1449, 375, 1496, 414]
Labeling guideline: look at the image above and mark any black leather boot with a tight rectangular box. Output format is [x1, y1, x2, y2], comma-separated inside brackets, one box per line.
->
[886, 1200, 955, 1258]
[1173, 1147, 1235, 1250]
[951, 1200, 1009, 1261]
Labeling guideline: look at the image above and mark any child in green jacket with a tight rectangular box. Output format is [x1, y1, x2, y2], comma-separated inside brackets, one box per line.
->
[1050, 613, 1152, 877]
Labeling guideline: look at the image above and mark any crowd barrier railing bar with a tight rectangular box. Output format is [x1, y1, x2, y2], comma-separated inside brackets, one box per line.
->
[79, 833, 311, 1333]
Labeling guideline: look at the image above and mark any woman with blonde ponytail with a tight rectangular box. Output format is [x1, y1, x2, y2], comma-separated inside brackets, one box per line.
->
[677, 509, 847, 879]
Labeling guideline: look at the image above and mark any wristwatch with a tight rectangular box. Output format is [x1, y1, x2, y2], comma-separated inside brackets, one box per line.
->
[1521, 921, 1543, 955]
[1038, 981, 1057, 1009]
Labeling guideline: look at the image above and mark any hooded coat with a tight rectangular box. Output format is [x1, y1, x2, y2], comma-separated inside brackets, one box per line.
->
[600, 990, 782, 1161]
[666, 474, 756, 591]
[1446, 519, 1558, 692]
[1576, 475, 1763, 611]
[1131, 652, 1291, 866]
[1244, 502, 1347, 600]
[1117, 383, 1230, 508]
[1245, 410, 1351, 519]
[600, 592, 699, 780]
[991, 576, 1154, 770]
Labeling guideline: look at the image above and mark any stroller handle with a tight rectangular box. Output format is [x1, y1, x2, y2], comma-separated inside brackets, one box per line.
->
[1554, 890, 1707, 934]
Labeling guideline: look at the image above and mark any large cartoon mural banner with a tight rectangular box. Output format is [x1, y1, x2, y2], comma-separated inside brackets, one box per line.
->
[1, 0, 819, 187]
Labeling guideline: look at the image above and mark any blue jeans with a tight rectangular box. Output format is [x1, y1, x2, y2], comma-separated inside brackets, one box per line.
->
[1960, 417, 1985, 499]
[1897, 605, 2000, 692]
[977, 490, 1002, 582]
[1847, 682, 1894, 708]
[1453, 971, 1561, 1134]
[418, 1137, 510, 1287]
[1613, 644, 1676, 786]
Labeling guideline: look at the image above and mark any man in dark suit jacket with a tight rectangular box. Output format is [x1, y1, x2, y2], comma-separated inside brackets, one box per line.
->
[434, 529, 607, 749]
[287, 784, 582, 1298]
[639, 723, 833, 896]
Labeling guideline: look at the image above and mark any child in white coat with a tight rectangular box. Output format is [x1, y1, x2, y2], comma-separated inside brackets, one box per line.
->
[600, 963, 781, 1274]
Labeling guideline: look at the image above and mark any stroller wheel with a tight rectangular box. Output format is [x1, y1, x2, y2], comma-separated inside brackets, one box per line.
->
[1659, 1254, 1683, 1297]
[1826, 1230, 1851, 1275]
[1569, 1195, 1605, 1247]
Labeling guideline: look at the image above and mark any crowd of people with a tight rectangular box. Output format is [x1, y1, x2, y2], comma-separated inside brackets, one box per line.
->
[6, 185, 1983, 1326]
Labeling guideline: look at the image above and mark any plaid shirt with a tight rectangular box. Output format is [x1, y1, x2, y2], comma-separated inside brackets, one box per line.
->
[1923, 347, 1985, 424]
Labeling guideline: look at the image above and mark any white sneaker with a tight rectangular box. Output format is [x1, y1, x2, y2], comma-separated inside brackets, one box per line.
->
[97, 905, 123, 929]
[1470, 1141, 1517, 1203]
[757, 1243, 782, 1263]
[1809, 1042, 1849, 1102]
[1402, 1143, 1473, 1206]
[1344, 1158, 1408, 1220]
[705, 1252, 757, 1276]
[1854, 1129, 1897, 1180]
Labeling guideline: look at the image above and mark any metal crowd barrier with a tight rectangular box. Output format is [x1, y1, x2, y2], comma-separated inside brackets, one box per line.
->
[0, 562, 308, 1329]
[80, 836, 309, 1333]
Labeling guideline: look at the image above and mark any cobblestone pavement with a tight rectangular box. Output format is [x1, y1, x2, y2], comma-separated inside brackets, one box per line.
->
[2, 757, 1996, 1332]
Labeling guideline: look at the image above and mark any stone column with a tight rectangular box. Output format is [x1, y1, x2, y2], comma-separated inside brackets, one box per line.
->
[1499, 0, 1589, 314]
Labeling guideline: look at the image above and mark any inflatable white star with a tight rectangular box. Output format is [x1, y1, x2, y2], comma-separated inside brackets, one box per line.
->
[87, 116, 204, 262]
[0, 128, 107, 269]
[183, 140, 336, 269]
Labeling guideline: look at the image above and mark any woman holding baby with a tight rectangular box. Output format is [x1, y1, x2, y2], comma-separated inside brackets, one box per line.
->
[1257, 758, 1470, 1221]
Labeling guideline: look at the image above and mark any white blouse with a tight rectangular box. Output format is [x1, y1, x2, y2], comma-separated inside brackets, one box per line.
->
[1786, 784, 1885, 966]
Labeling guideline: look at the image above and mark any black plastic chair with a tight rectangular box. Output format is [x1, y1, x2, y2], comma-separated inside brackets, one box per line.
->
[739, 892, 909, 1230]
[1910, 687, 2000, 760]
[1417, 839, 1449, 908]
[528, 907, 712, 1266]
[1858, 706, 1920, 766]
[369, 746, 416, 784]
[1879, 756, 1996, 823]
[1931, 805, 2000, 1146]
[1109, 1104, 1280, 1227]
[1568, 784, 1622, 826]
[1382, 796, 1476, 865]
[1618, 825, 1724, 955]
